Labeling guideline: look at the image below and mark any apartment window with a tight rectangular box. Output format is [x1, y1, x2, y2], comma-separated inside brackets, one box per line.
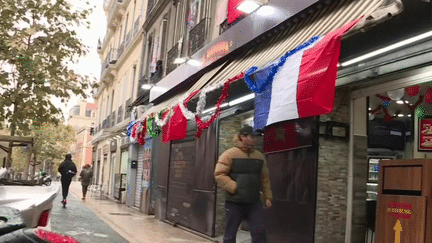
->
[71, 105, 80, 116]
[124, 14, 129, 41]
[86, 109, 91, 117]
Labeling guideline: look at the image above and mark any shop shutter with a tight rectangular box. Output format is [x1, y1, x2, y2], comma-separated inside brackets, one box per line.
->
[135, 145, 145, 208]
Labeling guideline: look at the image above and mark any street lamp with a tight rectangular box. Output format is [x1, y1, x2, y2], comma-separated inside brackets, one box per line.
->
[173, 57, 202, 67]
[236, 0, 266, 14]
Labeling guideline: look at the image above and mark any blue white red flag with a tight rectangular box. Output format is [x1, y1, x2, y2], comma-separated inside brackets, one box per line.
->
[251, 19, 360, 130]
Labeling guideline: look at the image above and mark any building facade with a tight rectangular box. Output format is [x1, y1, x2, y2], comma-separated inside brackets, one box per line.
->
[94, 0, 432, 242]
[92, 0, 147, 201]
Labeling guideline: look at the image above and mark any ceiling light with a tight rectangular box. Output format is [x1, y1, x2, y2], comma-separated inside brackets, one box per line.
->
[340, 30, 432, 67]
[396, 100, 404, 104]
[397, 114, 404, 117]
[368, 107, 371, 110]
[186, 59, 201, 67]
[256, 5, 275, 16]
[408, 114, 412, 117]
[229, 94, 255, 106]
[173, 57, 187, 64]
[236, 0, 263, 14]
[141, 84, 153, 90]
[203, 103, 228, 114]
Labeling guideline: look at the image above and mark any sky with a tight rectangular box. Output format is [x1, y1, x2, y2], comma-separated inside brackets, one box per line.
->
[51, 0, 107, 121]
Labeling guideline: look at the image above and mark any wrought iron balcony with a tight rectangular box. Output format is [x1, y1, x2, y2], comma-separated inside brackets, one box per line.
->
[125, 31, 132, 47]
[111, 111, 116, 127]
[101, 48, 118, 78]
[103, 118, 109, 129]
[133, 15, 142, 37]
[117, 106, 123, 124]
[189, 17, 211, 55]
[124, 98, 131, 119]
[146, 0, 156, 17]
[117, 41, 125, 59]
[166, 43, 179, 75]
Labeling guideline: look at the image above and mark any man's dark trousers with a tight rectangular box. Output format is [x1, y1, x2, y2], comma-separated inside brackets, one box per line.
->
[223, 201, 267, 243]
[61, 176, 73, 200]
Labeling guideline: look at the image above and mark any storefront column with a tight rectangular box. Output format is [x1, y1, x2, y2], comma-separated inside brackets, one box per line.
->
[126, 143, 138, 207]
[346, 97, 368, 243]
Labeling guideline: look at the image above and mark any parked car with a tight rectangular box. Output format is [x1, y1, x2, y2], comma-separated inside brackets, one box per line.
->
[0, 167, 58, 228]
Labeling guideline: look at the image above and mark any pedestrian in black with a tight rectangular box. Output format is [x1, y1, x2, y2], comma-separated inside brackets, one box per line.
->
[79, 164, 93, 200]
[215, 125, 273, 243]
[58, 154, 77, 207]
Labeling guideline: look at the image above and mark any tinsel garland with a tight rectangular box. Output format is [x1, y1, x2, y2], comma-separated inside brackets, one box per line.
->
[405, 95, 424, 111]
[146, 114, 161, 138]
[126, 121, 136, 137]
[137, 119, 147, 145]
[195, 72, 245, 138]
[179, 89, 201, 120]
[244, 36, 321, 93]
[195, 84, 224, 120]
[155, 108, 171, 127]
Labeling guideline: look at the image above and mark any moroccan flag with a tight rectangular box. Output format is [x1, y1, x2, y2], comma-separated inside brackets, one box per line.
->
[253, 19, 360, 130]
[228, 0, 245, 24]
[264, 118, 312, 154]
[162, 105, 188, 143]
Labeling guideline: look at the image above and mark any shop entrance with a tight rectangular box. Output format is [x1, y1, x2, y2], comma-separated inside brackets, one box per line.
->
[351, 80, 432, 242]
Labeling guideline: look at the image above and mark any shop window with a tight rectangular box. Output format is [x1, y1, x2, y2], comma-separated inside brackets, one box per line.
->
[85, 109, 92, 117]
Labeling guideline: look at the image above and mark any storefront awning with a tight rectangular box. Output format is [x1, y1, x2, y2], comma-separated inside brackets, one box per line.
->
[136, 0, 402, 124]
[203, 0, 398, 89]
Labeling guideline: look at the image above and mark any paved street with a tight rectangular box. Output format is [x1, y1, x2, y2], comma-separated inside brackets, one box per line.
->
[47, 182, 214, 243]
[50, 185, 128, 243]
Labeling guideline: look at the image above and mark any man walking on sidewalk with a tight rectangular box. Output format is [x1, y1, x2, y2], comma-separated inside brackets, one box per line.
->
[215, 125, 273, 243]
[79, 164, 93, 200]
[58, 153, 77, 207]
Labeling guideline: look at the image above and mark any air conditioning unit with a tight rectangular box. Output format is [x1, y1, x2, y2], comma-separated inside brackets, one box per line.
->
[135, 105, 147, 119]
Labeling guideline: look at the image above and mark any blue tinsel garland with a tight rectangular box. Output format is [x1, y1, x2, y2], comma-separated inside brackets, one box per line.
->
[244, 36, 321, 93]
[126, 121, 137, 137]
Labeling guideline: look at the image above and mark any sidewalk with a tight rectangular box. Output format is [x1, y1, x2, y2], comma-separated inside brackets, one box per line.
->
[68, 182, 214, 243]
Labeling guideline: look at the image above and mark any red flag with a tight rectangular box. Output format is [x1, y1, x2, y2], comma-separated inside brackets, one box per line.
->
[162, 105, 188, 143]
[296, 18, 361, 118]
[228, 0, 244, 24]
[264, 118, 312, 154]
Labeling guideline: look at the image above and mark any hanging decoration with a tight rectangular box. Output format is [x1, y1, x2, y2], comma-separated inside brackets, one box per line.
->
[244, 36, 321, 94]
[179, 90, 201, 120]
[382, 100, 390, 107]
[376, 94, 391, 101]
[137, 119, 147, 146]
[404, 95, 424, 111]
[425, 88, 432, 104]
[146, 114, 160, 138]
[195, 72, 245, 138]
[162, 104, 189, 143]
[368, 113, 376, 121]
[131, 122, 139, 141]
[387, 88, 405, 101]
[155, 108, 171, 127]
[417, 106, 427, 118]
[126, 121, 136, 137]
[405, 85, 421, 97]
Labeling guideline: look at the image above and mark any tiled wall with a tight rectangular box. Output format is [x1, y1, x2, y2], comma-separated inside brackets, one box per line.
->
[215, 116, 243, 236]
[315, 88, 350, 242]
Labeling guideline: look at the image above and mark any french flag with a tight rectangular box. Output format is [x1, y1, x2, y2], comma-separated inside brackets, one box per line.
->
[251, 19, 360, 131]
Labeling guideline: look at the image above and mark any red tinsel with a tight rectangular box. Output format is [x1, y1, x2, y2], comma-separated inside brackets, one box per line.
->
[195, 72, 245, 138]
[404, 95, 424, 111]
[370, 105, 383, 114]
[405, 85, 421, 96]
[376, 94, 392, 102]
[137, 119, 147, 145]
[131, 123, 138, 139]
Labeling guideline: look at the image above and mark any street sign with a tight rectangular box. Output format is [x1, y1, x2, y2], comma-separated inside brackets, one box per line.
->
[376, 195, 426, 243]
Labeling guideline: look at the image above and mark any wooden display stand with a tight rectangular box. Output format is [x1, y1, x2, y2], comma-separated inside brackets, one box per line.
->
[375, 159, 432, 243]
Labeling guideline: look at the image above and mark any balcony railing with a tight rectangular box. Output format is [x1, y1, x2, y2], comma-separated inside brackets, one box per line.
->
[117, 41, 125, 59]
[103, 118, 109, 129]
[111, 111, 116, 127]
[125, 31, 132, 47]
[133, 15, 142, 37]
[189, 18, 211, 55]
[146, 0, 156, 17]
[101, 48, 118, 77]
[117, 106, 123, 124]
[166, 43, 179, 75]
[124, 98, 131, 119]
